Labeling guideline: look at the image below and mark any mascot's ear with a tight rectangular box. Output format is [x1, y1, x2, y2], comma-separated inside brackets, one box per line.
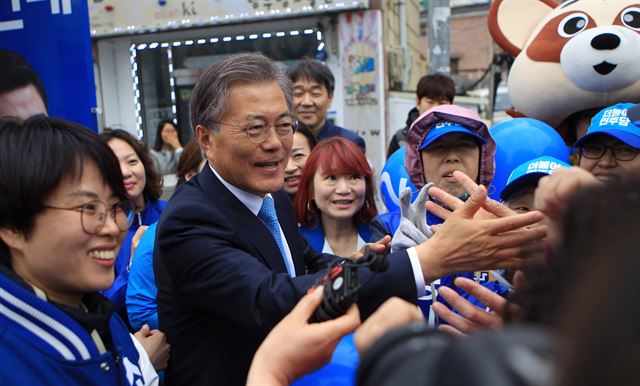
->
[488, 0, 557, 56]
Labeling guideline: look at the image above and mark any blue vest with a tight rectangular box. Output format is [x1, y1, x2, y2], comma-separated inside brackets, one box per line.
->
[300, 222, 372, 253]
[0, 272, 148, 385]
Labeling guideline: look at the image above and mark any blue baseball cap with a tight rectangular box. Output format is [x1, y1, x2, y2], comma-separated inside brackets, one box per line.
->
[574, 103, 640, 149]
[500, 156, 571, 201]
[418, 121, 486, 151]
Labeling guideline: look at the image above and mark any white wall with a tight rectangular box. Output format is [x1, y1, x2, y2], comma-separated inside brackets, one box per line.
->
[96, 38, 137, 136]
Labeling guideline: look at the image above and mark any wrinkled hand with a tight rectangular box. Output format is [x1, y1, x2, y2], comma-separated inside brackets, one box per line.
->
[134, 324, 170, 370]
[391, 186, 434, 252]
[350, 235, 391, 260]
[432, 277, 506, 337]
[246, 286, 361, 386]
[415, 183, 547, 283]
[354, 297, 424, 356]
[534, 167, 599, 222]
[534, 167, 599, 247]
[426, 171, 517, 221]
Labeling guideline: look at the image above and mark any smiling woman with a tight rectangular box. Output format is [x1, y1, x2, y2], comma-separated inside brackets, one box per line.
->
[294, 137, 377, 257]
[283, 122, 317, 199]
[0, 116, 158, 385]
[99, 129, 166, 322]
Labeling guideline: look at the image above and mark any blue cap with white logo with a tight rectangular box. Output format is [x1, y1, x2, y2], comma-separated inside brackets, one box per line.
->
[574, 103, 640, 149]
[500, 156, 571, 201]
[419, 121, 486, 151]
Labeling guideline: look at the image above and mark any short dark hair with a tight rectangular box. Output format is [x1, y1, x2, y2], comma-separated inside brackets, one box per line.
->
[416, 73, 455, 103]
[294, 120, 318, 150]
[153, 119, 182, 152]
[0, 116, 126, 263]
[190, 53, 292, 132]
[286, 58, 335, 96]
[176, 138, 204, 186]
[99, 129, 163, 202]
[0, 50, 47, 108]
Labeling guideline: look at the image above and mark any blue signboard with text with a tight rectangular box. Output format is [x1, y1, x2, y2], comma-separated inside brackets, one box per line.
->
[0, 0, 97, 131]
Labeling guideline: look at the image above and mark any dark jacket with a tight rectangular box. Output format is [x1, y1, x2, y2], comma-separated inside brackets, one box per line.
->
[154, 165, 418, 385]
[317, 120, 366, 152]
[387, 107, 420, 159]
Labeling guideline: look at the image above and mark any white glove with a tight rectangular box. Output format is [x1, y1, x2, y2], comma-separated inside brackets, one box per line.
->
[391, 185, 434, 252]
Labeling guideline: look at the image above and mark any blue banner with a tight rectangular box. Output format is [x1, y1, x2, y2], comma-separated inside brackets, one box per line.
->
[0, 0, 97, 131]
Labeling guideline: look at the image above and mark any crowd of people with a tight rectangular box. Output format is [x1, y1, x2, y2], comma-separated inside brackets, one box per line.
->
[1, 46, 639, 386]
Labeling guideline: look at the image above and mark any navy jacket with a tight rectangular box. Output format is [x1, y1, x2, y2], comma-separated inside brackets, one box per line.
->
[318, 120, 366, 152]
[154, 165, 418, 386]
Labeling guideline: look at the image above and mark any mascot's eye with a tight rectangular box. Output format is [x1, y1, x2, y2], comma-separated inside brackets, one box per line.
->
[621, 8, 640, 30]
[558, 13, 589, 38]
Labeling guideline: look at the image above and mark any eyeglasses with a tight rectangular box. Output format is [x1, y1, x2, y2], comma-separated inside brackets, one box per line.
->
[212, 117, 298, 144]
[43, 200, 135, 235]
[579, 143, 639, 161]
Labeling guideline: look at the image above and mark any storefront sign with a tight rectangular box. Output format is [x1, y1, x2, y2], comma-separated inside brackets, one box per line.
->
[89, 0, 369, 37]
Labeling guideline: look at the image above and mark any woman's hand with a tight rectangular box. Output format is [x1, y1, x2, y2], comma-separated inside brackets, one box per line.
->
[354, 297, 424, 356]
[134, 324, 171, 370]
[246, 286, 361, 385]
[349, 235, 391, 260]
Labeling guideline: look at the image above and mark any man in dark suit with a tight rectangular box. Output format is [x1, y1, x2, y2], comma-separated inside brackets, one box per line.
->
[154, 53, 546, 386]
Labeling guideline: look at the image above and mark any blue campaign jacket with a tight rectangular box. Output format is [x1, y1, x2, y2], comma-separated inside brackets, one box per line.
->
[300, 222, 372, 253]
[0, 271, 155, 385]
[103, 198, 166, 313]
[127, 222, 159, 330]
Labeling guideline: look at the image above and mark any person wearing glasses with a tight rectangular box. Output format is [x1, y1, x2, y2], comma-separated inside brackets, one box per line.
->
[533, 103, 640, 246]
[0, 116, 158, 385]
[154, 53, 546, 386]
[575, 103, 640, 183]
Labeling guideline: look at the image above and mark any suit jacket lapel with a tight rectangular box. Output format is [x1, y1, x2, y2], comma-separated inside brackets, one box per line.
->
[198, 166, 289, 274]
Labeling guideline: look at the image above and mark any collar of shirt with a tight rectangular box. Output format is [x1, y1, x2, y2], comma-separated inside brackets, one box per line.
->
[208, 162, 273, 216]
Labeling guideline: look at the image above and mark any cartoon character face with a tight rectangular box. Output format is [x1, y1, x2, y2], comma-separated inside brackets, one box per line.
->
[489, 0, 640, 128]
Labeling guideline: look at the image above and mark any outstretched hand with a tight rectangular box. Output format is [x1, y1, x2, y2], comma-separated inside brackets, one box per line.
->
[247, 286, 361, 386]
[354, 297, 424, 356]
[432, 277, 506, 336]
[351, 235, 391, 260]
[426, 171, 517, 221]
[415, 181, 546, 283]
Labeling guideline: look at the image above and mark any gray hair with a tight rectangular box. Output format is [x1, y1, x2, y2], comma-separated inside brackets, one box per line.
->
[190, 52, 293, 132]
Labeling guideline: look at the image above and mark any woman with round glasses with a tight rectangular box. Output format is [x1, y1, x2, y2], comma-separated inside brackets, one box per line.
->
[99, 129, 166, 322]
[575, 103, 640, 182]
[0, 116, 158, 385]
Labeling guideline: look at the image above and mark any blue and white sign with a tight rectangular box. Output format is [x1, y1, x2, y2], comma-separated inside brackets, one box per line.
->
[1, 0, 97, 131]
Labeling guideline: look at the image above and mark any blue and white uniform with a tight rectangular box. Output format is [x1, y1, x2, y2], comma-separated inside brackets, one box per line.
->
[0, 268, 158, 385]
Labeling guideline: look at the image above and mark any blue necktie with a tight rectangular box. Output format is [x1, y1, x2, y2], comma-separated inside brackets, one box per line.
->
[258, 196, 294, 276]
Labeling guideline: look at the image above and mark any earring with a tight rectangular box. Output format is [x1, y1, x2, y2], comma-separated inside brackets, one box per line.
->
[364, 200, 370, 210]
[307, 200, 316, 212]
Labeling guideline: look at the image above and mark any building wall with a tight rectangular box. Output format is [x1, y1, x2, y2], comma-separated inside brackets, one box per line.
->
[381, 0, 426, 92]
[450, 11, 493, 84]
[419, 5, 495, 89]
